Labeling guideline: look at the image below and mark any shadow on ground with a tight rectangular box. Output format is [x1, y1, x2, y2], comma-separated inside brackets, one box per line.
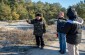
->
[25, 48, 62, 55]
[0, 45, 34, 55]
[80, 50, 85, 55]
[0, 45, 61, 55]
[82, 39, 85, 40]
[0, 45, 85, 55]
[81, 39, 85, 43]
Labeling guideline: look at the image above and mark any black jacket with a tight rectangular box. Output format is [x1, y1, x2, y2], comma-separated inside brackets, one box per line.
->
[57, 18, 67, 33]
[30, 19, 46, 36]
[63, 19, 83, 45]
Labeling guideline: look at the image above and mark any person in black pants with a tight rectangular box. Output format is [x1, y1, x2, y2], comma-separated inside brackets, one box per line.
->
[26, 13, 46, 49]
[35, 35, 44, 48]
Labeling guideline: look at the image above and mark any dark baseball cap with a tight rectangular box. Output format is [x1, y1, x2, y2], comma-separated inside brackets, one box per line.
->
[35, 13, 42, 17]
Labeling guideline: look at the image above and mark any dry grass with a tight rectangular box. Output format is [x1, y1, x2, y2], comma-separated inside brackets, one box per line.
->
[0, 25, 57, 46]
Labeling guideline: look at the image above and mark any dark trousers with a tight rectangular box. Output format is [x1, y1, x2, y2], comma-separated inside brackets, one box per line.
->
[35, 35, 44, 47]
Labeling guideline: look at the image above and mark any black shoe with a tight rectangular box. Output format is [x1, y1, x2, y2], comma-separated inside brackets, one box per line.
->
[59, 50, 65, 54]
[60, 52, 65, 54]
[59, 50, 61, 53]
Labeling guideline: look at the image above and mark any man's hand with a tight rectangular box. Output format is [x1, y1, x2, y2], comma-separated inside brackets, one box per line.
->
[26, 20, 29, 22]
[26, 19, 31, 23]
[56, 33, 58, 38]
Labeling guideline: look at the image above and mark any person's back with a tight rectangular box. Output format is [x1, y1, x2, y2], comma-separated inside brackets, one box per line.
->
[63, 7, 83, 45]
[64, 20, 82, 44]
[63, 7, 84, 55]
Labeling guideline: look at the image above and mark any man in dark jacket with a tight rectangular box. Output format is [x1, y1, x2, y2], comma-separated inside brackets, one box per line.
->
[56, 12, 67, 54]
[63, 7, 84, 55]
[26, 13, 46, 49]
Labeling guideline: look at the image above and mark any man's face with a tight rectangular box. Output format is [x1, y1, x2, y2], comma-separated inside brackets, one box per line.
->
[58, 12, 64, 18]
[36, 16, 41, 20]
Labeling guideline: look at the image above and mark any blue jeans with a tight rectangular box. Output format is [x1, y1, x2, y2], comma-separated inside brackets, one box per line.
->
[58, 32, 66, 53]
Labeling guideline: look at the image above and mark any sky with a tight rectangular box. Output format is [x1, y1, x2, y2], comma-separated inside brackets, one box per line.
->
[32, 0, 84, 8]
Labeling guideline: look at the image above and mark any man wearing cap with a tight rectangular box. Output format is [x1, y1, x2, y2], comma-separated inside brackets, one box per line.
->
[26, 13, 46, 49]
